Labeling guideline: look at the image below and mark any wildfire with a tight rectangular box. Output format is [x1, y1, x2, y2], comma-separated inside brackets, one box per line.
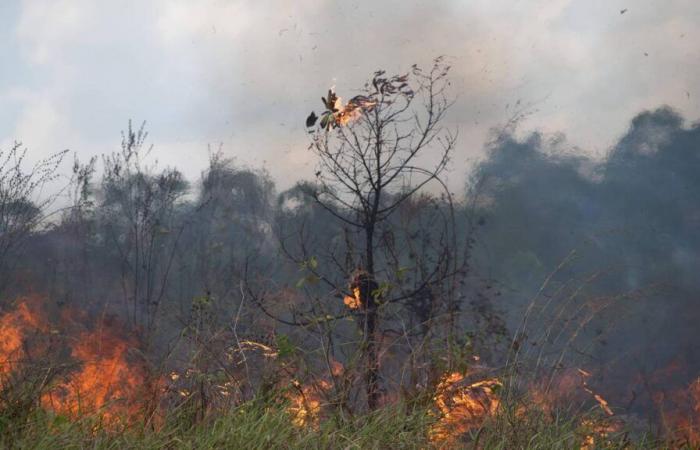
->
[6, 295, 700, 446]
[654, 376, 700, 446]
[577, 369, 614, 417]
[430, 371, 502, 444]
[286, 358, 343, 426]
[577, 370, 619, 450]
[343, 286, 362, 310]
[286, 379, 331, 428]
[41, 323, 149, 427]
[0, 300, 42, 376]
[580, 418, 624, 450]
[333, 95, 377, 127]
[528, 368, 615, 419]
[311, 89, 377, 130]
[0, 296, 154, 428]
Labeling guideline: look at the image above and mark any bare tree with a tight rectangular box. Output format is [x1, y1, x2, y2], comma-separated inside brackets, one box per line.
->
[99, 121, 187, 341]
[0, 142, 66, 294]
[303, 57, 457, 409]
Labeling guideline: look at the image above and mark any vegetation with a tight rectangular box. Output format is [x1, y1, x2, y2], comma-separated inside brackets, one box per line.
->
[0, 395, 656, 450]
[1, 59, 700, 448]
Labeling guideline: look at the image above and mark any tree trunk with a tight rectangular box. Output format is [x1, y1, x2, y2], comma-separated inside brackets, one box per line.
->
[353, 265, 379, 410]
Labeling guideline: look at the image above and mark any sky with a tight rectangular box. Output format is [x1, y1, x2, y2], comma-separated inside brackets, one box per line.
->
[0, 0, 698, 193]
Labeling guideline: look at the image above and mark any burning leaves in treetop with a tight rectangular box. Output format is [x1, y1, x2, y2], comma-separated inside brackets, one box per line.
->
[306, 89, 377, 131]
[306, 70, 418, 131]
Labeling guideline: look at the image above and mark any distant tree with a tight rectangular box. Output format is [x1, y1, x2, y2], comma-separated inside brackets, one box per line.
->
[178, 152, 275, 329]
[62, 154, 97, 229]
[0, 142, 66, 294]
[98, 121, 188, 340]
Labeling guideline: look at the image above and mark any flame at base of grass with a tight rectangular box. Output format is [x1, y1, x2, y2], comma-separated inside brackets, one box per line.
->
[0, 298, 47, 377]
[0, 297, 156, 429]
[580, 418, 624, 450]
[40, 323, 150, 428]
[654, 377, 700, 446]
[429, 372, 502, 444]
[286, 379, 332, 429]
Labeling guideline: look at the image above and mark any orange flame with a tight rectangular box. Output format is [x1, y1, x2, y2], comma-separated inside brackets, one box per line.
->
[320, 90, 377, 130]
[580, 418, 623, 450]
[0, 298, 47, 377]
[41, 323, 149, 427]
[343, 286, 362, 310]
[334, 96, 377, 127]
[577, 369, 614, 417]
[286, 379, 331, 428]
[430, 371, 502, 444]
[654, 376, 700, 445]
[0, 296, 155, 428]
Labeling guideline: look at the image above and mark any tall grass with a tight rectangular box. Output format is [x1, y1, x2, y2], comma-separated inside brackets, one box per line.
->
[0, 393, 666, 449]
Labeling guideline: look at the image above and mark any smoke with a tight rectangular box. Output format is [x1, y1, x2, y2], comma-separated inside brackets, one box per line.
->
[471, 106, 700, 413]
[5, 104, 700, 426]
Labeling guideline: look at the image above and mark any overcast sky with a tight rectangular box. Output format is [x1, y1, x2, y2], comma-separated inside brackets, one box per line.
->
[1, 0, 698, 192]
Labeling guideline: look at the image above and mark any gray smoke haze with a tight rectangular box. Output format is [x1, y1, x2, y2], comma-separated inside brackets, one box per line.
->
[1, 0, 699, 193]
[471, 106, 700, 413]
[2, 0, 700, 428]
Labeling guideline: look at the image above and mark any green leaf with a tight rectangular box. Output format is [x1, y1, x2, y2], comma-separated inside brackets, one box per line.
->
[372, 281, 392, 299]
[275, 334, 295, 359]
[300, 256, 319, 271]
[295, 273, 319, 289]
[396, 266, 409, 281]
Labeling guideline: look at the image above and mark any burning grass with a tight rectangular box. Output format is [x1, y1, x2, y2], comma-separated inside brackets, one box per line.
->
[0, 296, 694, 448]
[40, 324, 154, 428]
[285, 379, 332, 429]
[0, 296, 158, 431]
[429, 371, 502, 444]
